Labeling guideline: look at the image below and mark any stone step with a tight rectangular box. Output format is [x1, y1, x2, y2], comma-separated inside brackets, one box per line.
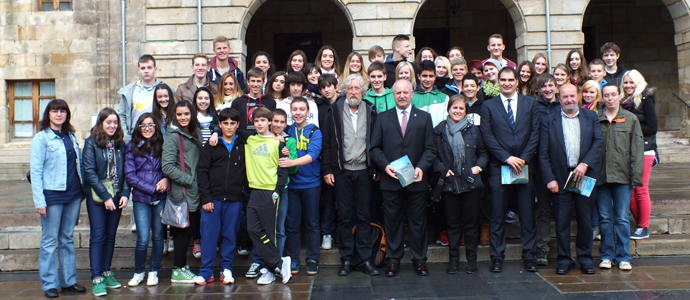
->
[1, 234, 688, 271]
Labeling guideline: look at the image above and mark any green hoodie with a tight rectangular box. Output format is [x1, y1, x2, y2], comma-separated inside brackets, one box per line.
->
[364, 88, 396, 113]
[412, 87, 449, 126]
[162, 125, 203, 212]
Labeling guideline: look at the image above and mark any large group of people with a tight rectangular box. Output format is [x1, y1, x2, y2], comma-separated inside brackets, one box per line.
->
[30, 33, 657, 298]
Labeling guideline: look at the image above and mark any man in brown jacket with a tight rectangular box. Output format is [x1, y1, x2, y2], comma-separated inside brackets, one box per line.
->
[175, 53, 218, 103]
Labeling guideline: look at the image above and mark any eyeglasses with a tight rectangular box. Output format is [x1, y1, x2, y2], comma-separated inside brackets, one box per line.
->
[138, 124, 156, 129]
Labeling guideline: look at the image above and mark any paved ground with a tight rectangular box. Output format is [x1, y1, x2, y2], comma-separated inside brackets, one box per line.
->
[1, 257, 689, 299]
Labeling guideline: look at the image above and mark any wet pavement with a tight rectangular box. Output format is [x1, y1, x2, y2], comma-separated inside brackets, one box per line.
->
[1, 257, 689, 299]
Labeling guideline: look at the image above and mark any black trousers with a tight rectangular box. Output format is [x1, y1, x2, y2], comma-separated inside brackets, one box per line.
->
[173, 210, 201, 268]
[552, 188, 596, 265]
[247, 189, 282, 269]
[335, 169, 372, 265]
[489, 174, 536, 261]
[534, 170, 553, 251]
[444, 189, 481, 261]
[382, 189, 427, 263]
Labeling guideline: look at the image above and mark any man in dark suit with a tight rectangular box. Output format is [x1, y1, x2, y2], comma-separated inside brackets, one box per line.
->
[480, 67, 540, 273]
[539, 84, 604, 275]
[370, 79, 436, 277]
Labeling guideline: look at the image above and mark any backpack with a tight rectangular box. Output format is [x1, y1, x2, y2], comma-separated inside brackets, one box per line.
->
[353, 221, 387, 267]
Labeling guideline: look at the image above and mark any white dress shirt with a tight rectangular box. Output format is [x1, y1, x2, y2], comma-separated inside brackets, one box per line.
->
[395, 105, 412, 130]
[499, 92, 519, 122]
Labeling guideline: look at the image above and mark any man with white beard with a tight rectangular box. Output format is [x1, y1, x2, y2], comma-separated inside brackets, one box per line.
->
[320, 74, 380, 276]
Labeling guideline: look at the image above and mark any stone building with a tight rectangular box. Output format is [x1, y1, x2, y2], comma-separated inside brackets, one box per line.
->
[2, 0, 690, 149]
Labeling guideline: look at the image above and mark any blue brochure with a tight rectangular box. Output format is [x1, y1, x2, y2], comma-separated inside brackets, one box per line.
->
[501, 165, 529, 184]
[564, 171, 596, 197]
[390, 155, 416, 187]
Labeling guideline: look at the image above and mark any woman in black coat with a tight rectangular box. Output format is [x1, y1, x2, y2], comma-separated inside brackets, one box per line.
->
[82, 108, 130, 296]
[432, 94, 488, 275]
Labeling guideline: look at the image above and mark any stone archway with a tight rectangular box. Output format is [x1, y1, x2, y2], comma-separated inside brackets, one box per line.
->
[412, 0, 526, 61]
[240, 0, 355, 71]
[582, 0, 689, 130]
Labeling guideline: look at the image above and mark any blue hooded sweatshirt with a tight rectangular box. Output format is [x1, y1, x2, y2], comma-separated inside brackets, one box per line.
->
[287, 123, 322, 189]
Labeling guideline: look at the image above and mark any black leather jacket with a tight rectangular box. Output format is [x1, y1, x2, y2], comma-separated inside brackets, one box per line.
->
[82, 138, 130, 201]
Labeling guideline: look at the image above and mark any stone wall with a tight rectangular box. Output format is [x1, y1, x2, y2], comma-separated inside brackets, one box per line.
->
[0, 0, 112, 143]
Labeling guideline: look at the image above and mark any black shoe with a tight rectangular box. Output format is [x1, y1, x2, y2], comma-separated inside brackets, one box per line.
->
[556, 263, 571, 275]
[446, 260, 459, 274]
[359, 261, 380, 276]
[306, 260, 319, 275]
[338, 260, 353, 276]
[580, 264, 596, 275]
[524, 259, 539, 272]
[490, 259, 503, 273]
[466, 260, 478, 274]
[45, 289, 59, 298]
[385, 262, 400, 277]
[62, 284, 86, 293]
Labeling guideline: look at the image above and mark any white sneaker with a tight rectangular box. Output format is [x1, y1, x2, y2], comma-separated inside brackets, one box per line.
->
[257, 268, 275, 285]
[168, 239, 175, 252]
[131, 223, 137, 232]
[221, 269, 234, 284]
[619, 261, 632, 270]
[128, 272, 145, 286]
[162, 240, 168, 255]
[193, 275, 208, 285]
[321, 235, 333, 250]
[146, 271, 158, 286]
[599, 259, 612, 269]
[280, 256, 292, 284]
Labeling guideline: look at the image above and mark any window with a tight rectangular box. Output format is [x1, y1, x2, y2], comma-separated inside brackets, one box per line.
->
[39, 0, 71, 11]
[9, 80, 55, 137]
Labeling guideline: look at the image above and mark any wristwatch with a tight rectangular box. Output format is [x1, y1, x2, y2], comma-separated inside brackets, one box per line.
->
[477, 166, 483, 172]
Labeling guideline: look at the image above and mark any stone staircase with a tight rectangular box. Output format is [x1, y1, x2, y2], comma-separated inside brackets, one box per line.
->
[0, 147, 30, 181]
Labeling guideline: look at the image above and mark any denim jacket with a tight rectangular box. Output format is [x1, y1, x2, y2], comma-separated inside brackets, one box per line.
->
[30, 129, 83, 209]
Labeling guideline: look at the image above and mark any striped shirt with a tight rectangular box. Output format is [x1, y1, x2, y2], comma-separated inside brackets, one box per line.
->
[561, 109, 581, 168]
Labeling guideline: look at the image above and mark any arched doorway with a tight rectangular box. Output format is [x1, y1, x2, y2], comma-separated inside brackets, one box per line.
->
[583, 0, 679, 129]
[413, 0, 519, 62]
[244, 0, 354, 73]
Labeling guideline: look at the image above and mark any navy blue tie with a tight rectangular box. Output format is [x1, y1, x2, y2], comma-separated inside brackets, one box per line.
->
[506, 99, 515, 129]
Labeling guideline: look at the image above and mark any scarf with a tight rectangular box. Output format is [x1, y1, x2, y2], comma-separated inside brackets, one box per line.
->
[483, 80, 500, 98]
[445, 116, 470, 174]
[198, 113, 212, 129]
[106, 140, 119, 191]
[621, 96, 635, 111]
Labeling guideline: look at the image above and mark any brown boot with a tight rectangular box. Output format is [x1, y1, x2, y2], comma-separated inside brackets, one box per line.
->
[479, 223, 490, 245]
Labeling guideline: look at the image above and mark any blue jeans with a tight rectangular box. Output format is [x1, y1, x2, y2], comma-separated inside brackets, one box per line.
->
[286, 186, 321, 265]
[86, 196, 122, 279]
[597, 183, 633, 263]
[133, 201, 165, 273]
[199, 200, 243, 280]
[39, 197, 81, 291]
[251, 188, 289, 264]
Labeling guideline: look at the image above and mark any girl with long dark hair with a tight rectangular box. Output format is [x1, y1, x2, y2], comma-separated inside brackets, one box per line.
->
[82, 107, 129, 296]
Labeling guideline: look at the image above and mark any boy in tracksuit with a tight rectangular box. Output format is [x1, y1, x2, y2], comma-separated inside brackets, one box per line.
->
[245, 107, 292, 285]
[246, 109, 299, 277]
[195, 108, 247, 285]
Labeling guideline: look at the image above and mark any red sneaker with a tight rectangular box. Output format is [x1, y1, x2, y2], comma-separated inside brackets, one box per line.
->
[193, 239, 201, 259]
[437, 231, 449, 246]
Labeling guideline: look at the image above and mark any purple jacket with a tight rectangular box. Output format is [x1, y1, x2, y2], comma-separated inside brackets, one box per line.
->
[124, 141, 167, 204]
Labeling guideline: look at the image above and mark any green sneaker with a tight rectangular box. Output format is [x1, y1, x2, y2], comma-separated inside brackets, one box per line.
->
[92, 277, 107, 297]
[171, 265, 196, 284]
[101, 271, 121, 289]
